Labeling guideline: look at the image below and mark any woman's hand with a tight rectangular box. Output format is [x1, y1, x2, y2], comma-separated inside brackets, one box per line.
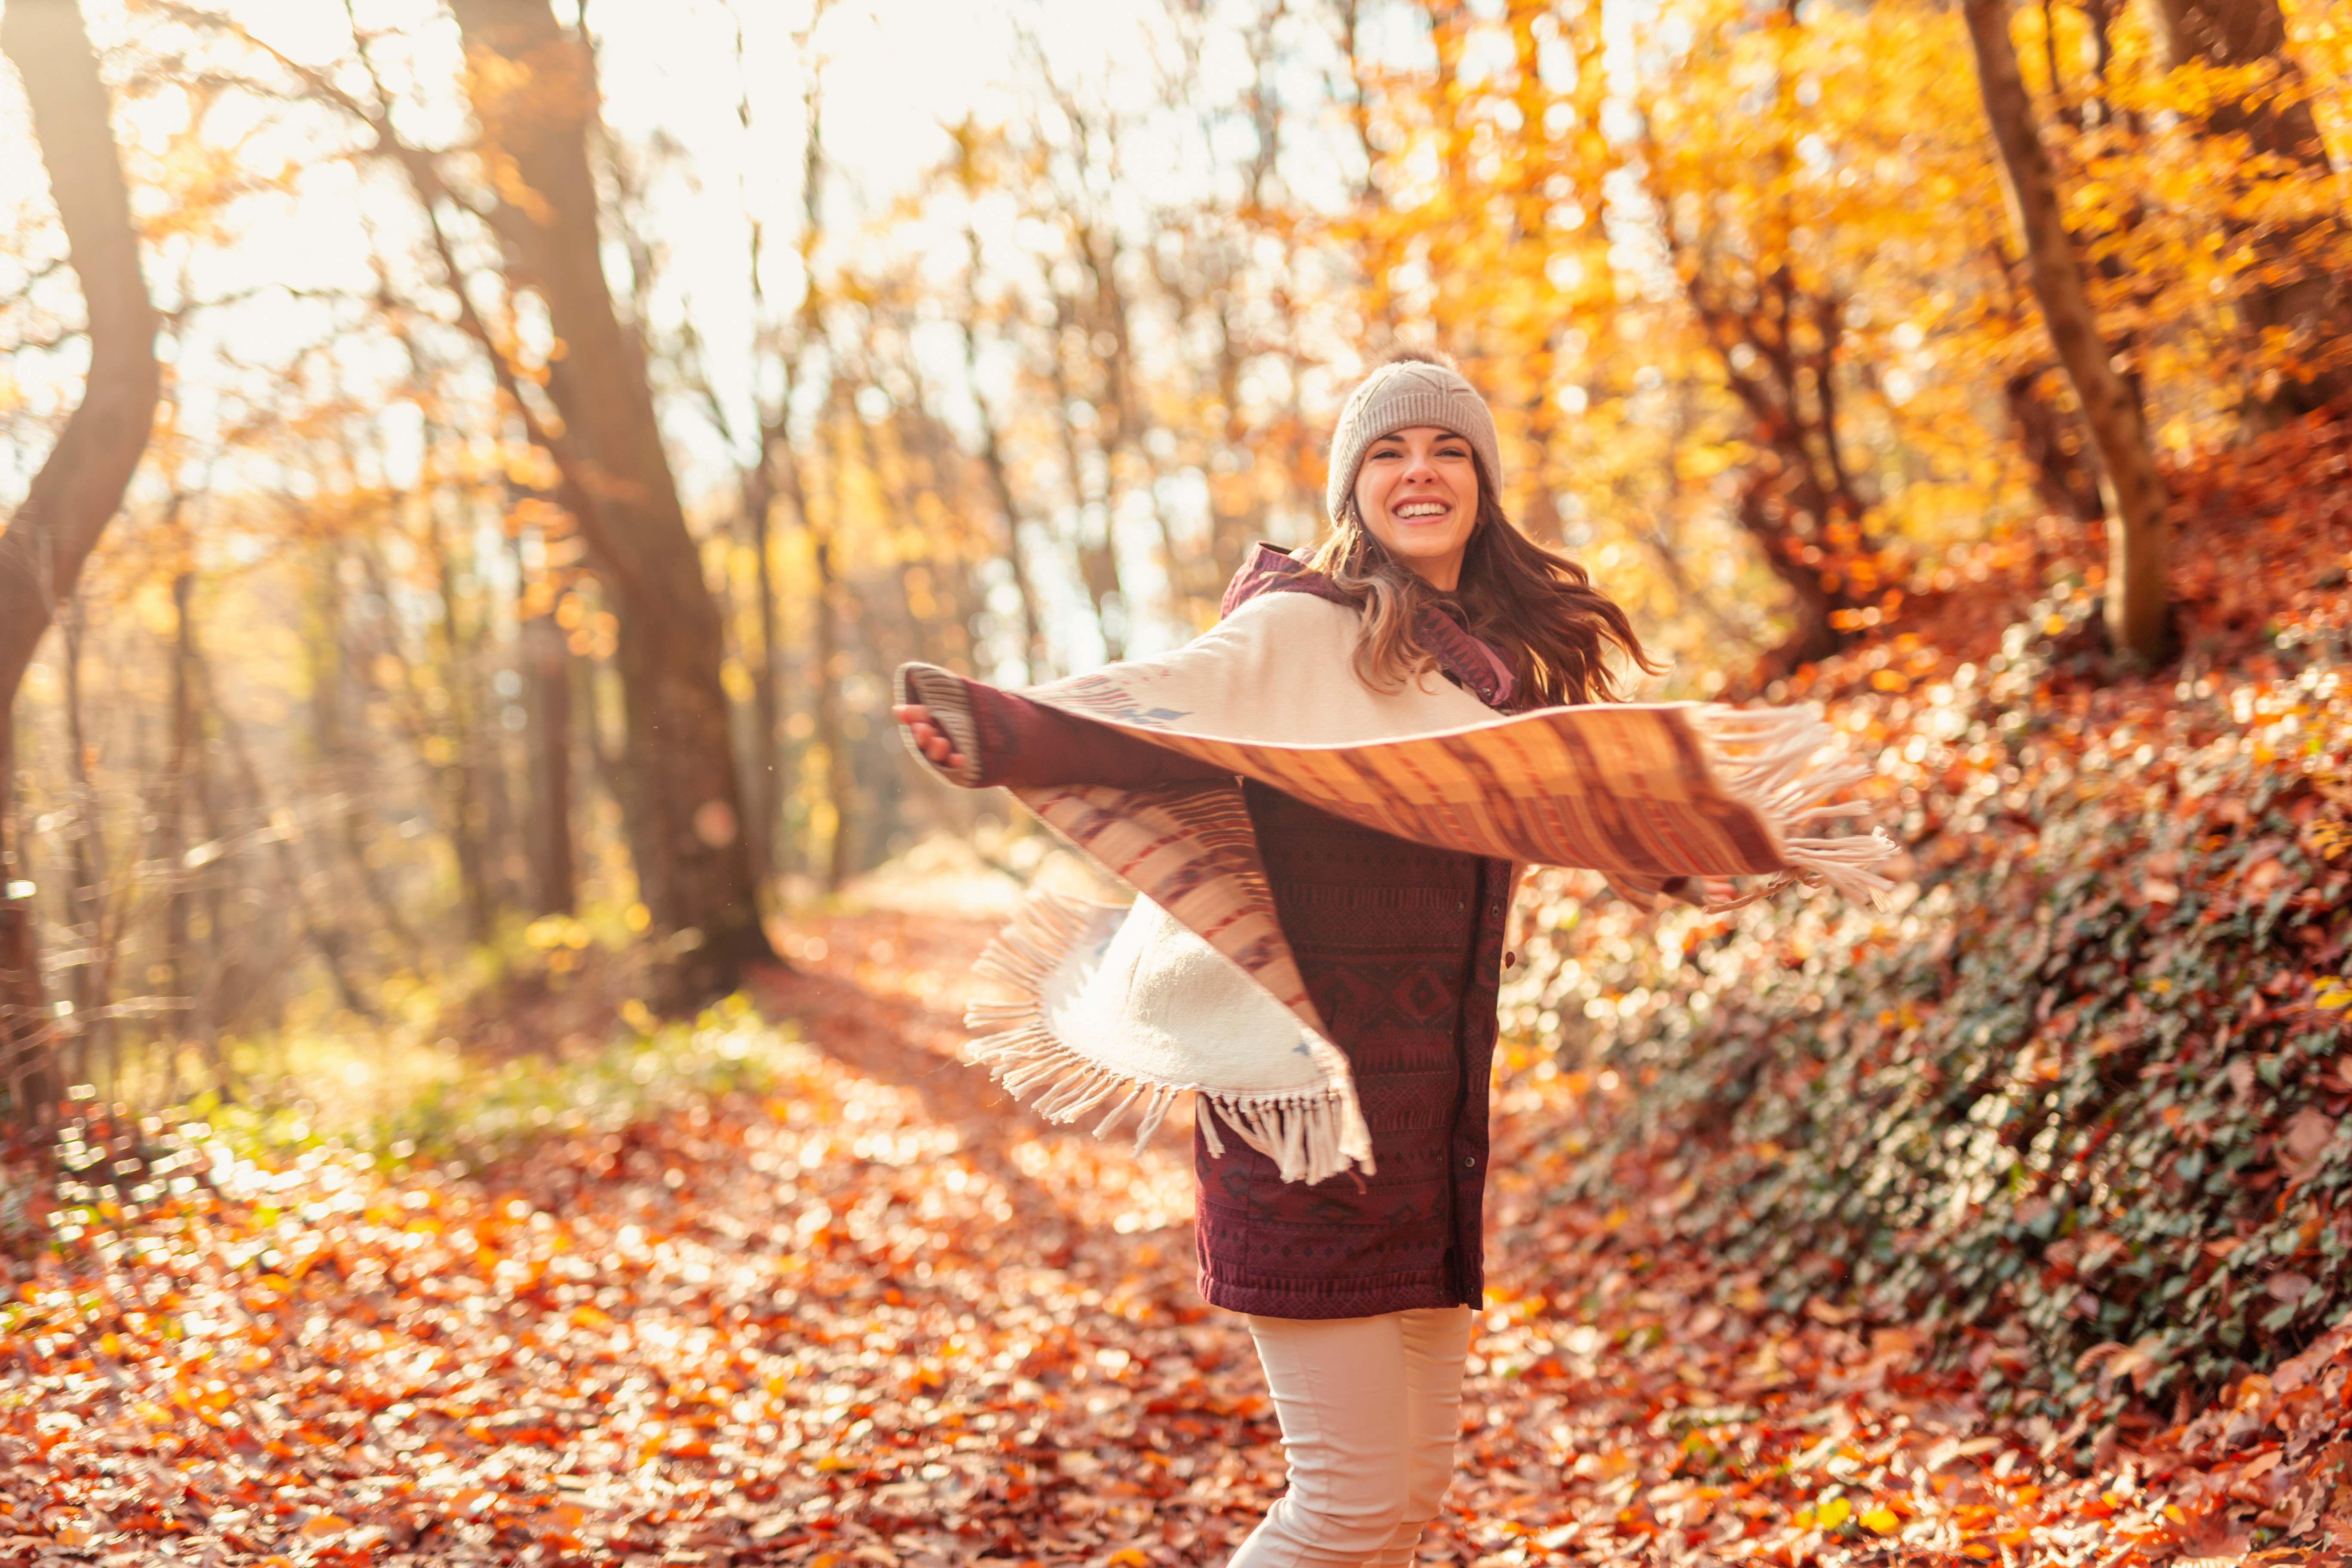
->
[1665, 875, 1745, 910]
[892, 703, 967, 771]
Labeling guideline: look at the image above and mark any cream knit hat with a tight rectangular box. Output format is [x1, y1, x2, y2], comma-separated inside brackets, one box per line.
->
[1324, 351, 1502, 526]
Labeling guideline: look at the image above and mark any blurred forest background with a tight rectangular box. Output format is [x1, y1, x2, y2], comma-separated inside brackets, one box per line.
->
[5, 0, 2352, 1560]
[3, 0, 2346, 1109]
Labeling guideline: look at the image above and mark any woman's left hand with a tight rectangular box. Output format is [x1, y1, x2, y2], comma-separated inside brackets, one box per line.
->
[892, 703, 967, 771]
[1698, 876, 1740, 908]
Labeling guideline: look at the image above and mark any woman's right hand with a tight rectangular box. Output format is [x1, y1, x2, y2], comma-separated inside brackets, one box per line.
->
[892, 703, 968, 771]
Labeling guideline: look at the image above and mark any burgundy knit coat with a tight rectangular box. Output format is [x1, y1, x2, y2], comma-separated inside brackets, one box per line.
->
[934, 546, 1522, 1319]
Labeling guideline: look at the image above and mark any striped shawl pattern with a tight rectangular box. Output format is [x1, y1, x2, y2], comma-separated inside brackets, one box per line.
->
[897, 575, 1895, 1185]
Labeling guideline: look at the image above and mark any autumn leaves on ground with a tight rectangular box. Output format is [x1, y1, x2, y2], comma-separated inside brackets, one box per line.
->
[2, 895, 2344, 1566]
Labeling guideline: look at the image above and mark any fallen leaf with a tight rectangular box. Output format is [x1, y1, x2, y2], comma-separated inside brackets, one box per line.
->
[2266, 1271, 2312, 1302]
[2282, 1108, 2336, 1165]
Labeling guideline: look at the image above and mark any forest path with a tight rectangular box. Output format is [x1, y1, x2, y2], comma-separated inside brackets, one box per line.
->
[0, 913, 2315, 1566]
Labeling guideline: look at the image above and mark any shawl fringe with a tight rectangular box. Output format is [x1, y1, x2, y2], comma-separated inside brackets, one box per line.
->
[1686, 702, 1898, 910]
[965, 885, 1369, 1185]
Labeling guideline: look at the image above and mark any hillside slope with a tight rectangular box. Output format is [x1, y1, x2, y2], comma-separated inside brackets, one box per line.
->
[1507, 414, 2352, 1428]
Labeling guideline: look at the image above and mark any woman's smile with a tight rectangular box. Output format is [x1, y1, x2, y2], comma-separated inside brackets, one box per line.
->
[1355, 425, 1480, 589]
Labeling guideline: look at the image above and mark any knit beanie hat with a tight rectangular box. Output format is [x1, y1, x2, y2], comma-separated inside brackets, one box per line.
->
[1324, 351, 1503, 527]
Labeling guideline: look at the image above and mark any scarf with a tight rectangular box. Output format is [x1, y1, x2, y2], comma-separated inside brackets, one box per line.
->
[898, 586, 1895, 1185]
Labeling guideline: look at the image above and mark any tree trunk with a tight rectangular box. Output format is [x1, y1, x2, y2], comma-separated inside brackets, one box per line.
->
[447, 0, 772, 1001]
[1073, 219, 1192, 609]
[523, 610, 578, 917]
[2149, 0, 2330, 168]
[425, 505, 497, 946]
[743, 463, 783, 885]
[1961, 0, 2171, 665]
[811, 531, 853, 892]
[0, 715, 49, 1119]
[959, 228, 1045, 680]
[187, 640, 377, 1021]
[59, 597, 104, 1094]
[1736, 473, 1845, 678]
[316, 547, 423, 964]
[2147, 0, 2349, 419]
[160, 572, 197, 1095]
[1049, 296, 1126, 661]
[159, 569, 238, 1098]
[761, 435, 817, 882]
[815, 410, 854, 893]
[2003, 367, 2107, 524]
[0, 0, 162, 1124]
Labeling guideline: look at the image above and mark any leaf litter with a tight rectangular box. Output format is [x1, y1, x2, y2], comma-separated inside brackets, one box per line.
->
[2, 910, 2346, 1566]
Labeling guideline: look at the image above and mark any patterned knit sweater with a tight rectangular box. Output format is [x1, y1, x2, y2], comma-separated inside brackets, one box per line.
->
[937, 546, 1519, 1318]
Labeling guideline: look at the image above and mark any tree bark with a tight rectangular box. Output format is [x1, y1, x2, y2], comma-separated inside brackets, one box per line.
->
[447, 0, 772, 1001]
[1734, 470, 1845, 678]
[815, 404, 855, 893]
[742, 462, 783, 884]
[523, 609, 578, 917]
[2149, 0, 2329, 168]
[2003, 368, 2108, 524]
[1961, 0, 2171, 665]
[187, 639, 377, 1020]
[2147, 0, 2349, 419]
[59, 597, 104, 1093]
[160, 571, 197, 1093]
[959, 225, 1044, 680]
[316, 544, 423, 964]
[1049, 294, 1126, 661]
[159, 568, 238, 1098]
[0, 0, 162, 1123]
[0, 720, 46, 1121]
[425, 503, 496, 946]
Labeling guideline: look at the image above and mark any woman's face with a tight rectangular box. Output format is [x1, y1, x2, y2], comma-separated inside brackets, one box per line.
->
[1352, 424, 1479, 591]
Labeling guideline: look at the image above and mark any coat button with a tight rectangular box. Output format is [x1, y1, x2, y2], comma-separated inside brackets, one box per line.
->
[1463, 1155, 1477, 1169]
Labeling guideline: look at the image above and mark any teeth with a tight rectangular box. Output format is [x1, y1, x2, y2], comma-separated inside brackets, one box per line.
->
[1396, 502, 1448, 518]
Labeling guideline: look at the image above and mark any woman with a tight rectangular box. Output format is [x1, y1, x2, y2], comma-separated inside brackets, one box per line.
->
[894, 351, 1658, 1566]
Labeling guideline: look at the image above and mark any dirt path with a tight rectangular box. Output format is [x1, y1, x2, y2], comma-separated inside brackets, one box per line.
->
[0, 912, 2335, 1565]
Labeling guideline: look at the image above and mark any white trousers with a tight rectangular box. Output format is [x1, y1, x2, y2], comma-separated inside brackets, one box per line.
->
[1225, 1307, 1475, 1568]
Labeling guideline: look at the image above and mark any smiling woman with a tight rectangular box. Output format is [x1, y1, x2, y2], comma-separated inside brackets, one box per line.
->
[1303, 349, 1657, 711]
[887, 350, 1753, 1567]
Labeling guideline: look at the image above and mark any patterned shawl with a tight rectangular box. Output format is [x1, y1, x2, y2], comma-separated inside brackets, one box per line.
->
[897, 585, 1895, 1185]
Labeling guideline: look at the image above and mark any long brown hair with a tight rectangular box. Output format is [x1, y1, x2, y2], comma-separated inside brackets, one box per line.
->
[1305, 446, 1660, 708]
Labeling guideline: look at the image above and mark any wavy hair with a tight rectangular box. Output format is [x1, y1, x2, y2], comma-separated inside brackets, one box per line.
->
[1305, 444, 1659, 708]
